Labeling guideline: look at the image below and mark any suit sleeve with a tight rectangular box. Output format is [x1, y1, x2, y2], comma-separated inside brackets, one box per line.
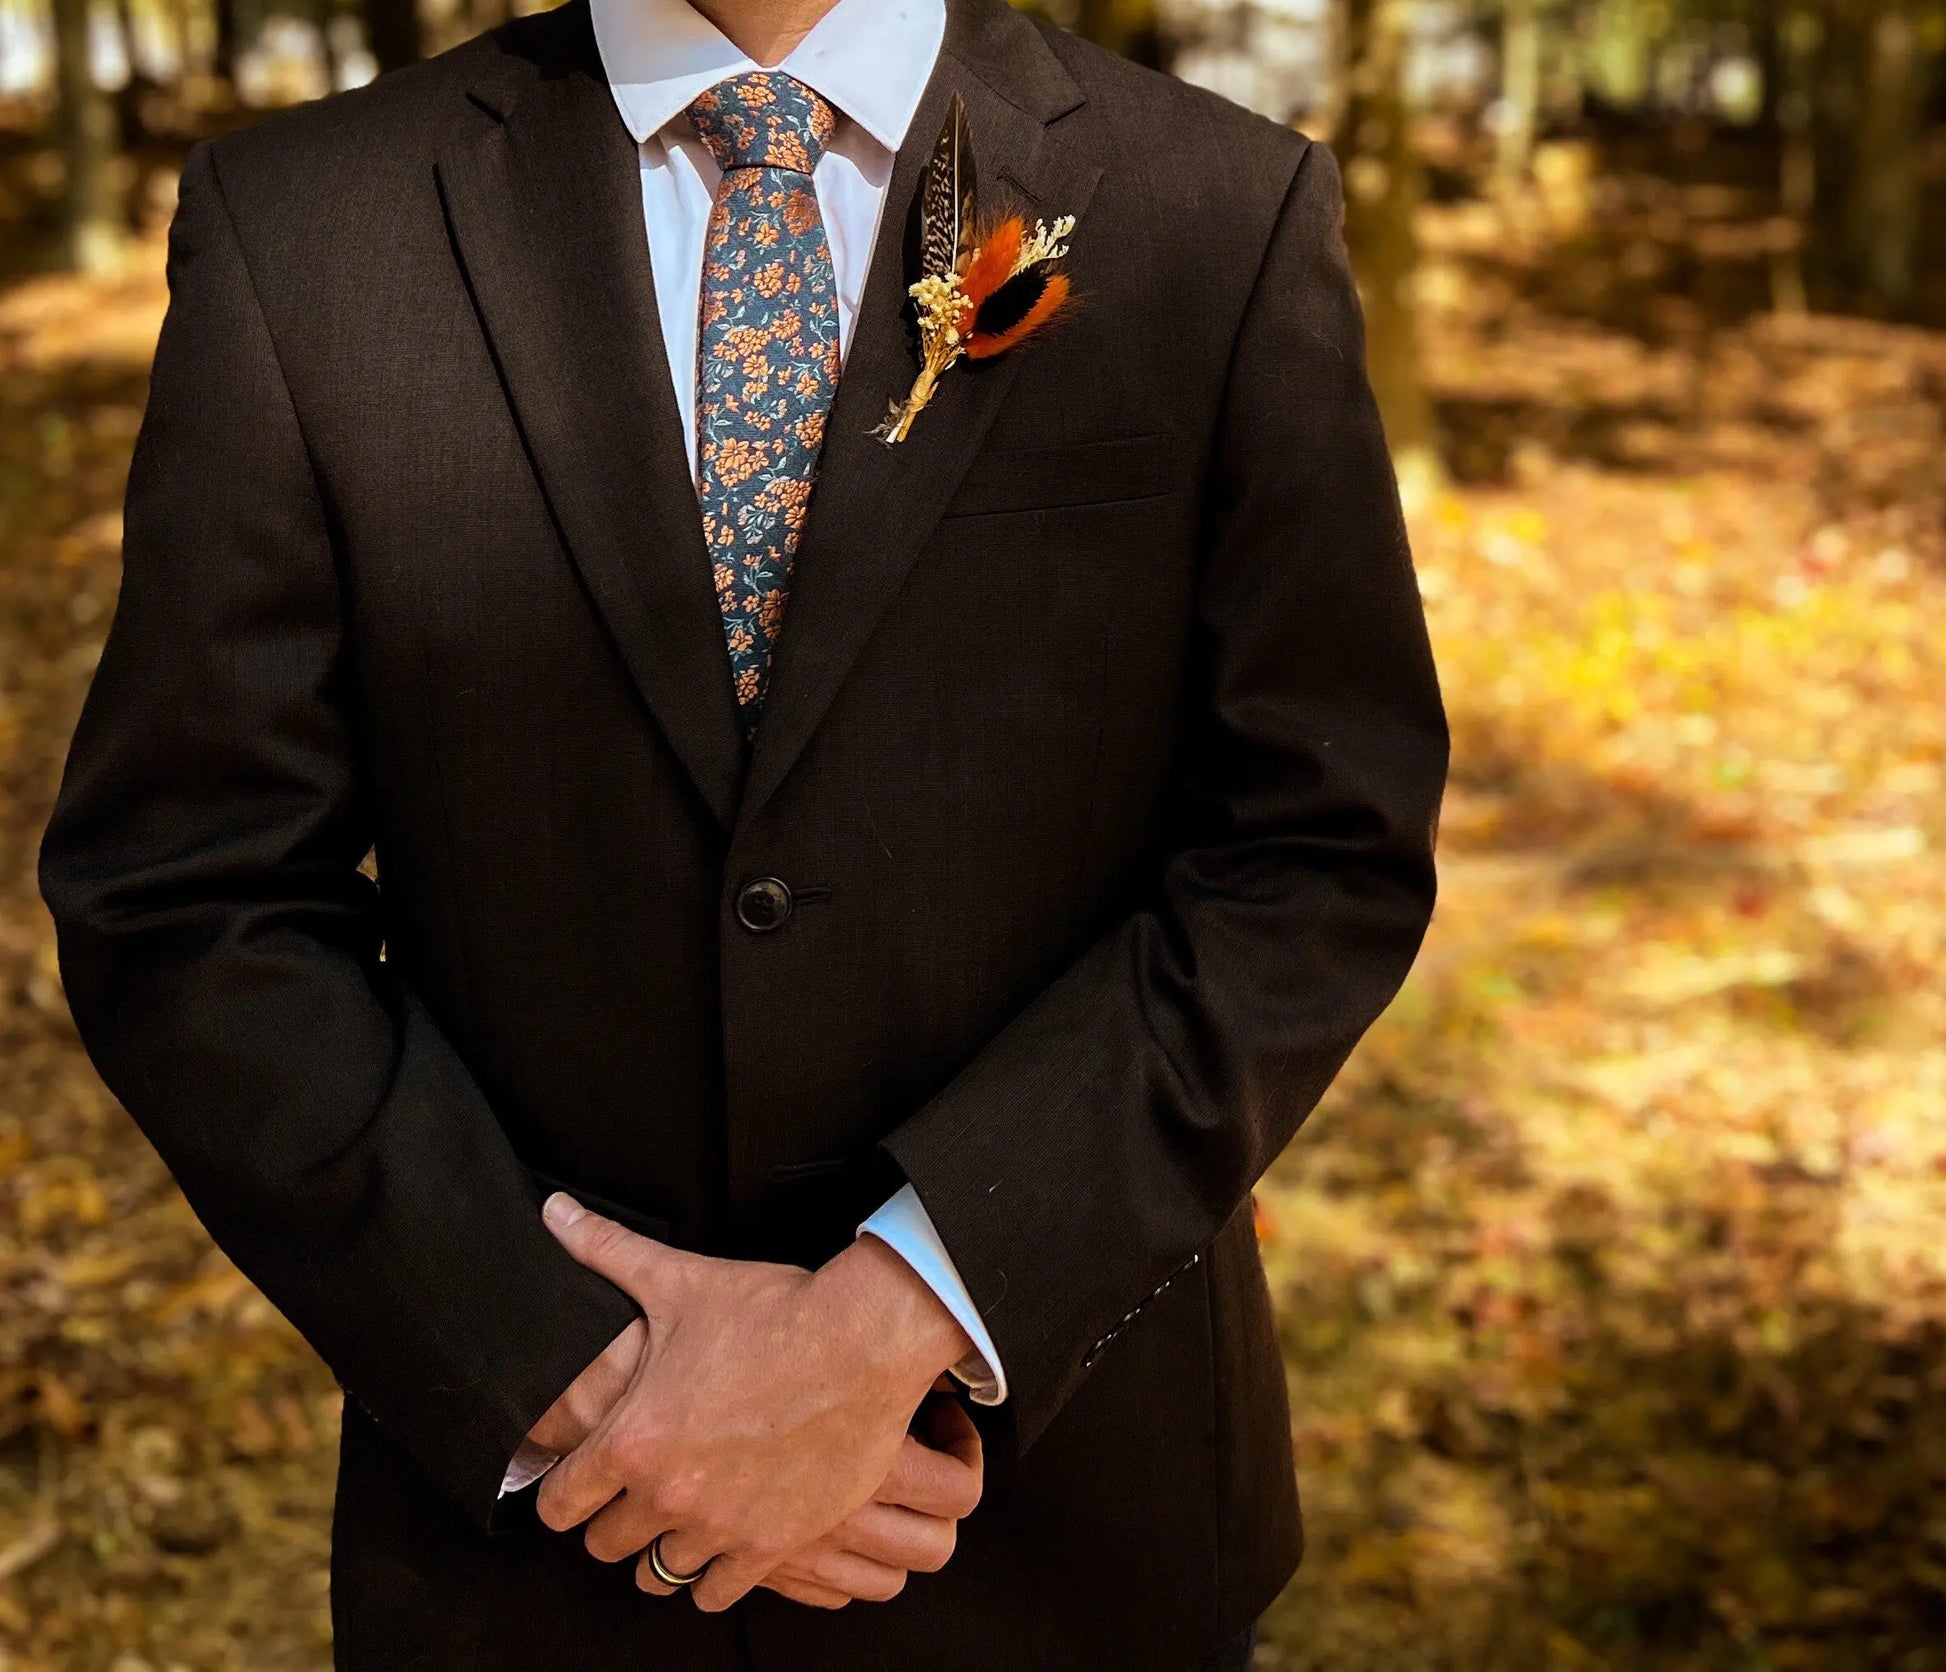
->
[37, 142, 640, 1528]
[882, 141, 1449, 1451]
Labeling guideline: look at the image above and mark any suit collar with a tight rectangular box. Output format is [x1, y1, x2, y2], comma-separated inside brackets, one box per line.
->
[940, 0, 1087, 125]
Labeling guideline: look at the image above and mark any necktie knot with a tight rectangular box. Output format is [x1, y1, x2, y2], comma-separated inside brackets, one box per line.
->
[687, 72, 837, 175]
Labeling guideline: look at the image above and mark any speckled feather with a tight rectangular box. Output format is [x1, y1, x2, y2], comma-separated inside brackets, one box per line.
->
[918, 93, 977, 283]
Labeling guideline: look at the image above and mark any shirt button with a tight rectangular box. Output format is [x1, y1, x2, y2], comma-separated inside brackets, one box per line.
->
[734, 876, 794, 933]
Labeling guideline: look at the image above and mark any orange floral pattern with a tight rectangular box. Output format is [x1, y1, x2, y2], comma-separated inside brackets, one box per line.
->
[687, 72, 841, 731]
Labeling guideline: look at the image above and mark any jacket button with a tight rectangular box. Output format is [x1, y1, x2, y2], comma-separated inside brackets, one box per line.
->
[735, 876, 794, 933]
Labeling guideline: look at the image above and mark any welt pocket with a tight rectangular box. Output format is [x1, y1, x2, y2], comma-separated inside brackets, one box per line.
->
[525, 1167, 672, 1243]
[943, 431, 1185, 520]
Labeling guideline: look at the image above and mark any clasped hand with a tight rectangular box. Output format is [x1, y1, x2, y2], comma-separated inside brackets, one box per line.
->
[525, 1194, 983, 1612]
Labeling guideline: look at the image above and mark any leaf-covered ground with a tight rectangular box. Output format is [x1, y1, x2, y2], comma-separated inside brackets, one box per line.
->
[1260, 180, 1946, 1670]
[3, 154, 1943, 1671]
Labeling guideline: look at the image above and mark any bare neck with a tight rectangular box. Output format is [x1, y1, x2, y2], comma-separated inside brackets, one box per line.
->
[685, 0, 843, 66]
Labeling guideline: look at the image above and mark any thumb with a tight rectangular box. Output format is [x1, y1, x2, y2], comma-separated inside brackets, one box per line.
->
[542, 1193, 668, 1298]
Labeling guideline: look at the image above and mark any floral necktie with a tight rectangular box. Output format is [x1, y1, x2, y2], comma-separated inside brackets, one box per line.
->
[687, 72, 842, 732]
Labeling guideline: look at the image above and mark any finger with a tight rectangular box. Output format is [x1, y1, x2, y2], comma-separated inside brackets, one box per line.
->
[630, 1533, 716, 1603]
[873, 1434, 967, 1517]
[762, 1574, 852, 1610]
[831, 1501, 957, 1574]
[920, 1392, 984, 1472]
[535, 1438, 623, 1533]
[764, 1529, 914, 1601]
[542, 1195, 670, 1299]
[690, 1552, 768, 1614]
[527, 1318, 648, 1454]
[634, 1547, 676, 1598]
[804, 1548, 909, 1604]
[875, 1432, 982, 1521]
[581, 1490, 665, 1565]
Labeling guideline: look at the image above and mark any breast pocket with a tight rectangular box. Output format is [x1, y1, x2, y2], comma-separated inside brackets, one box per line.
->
[942, 431, 1189, 520]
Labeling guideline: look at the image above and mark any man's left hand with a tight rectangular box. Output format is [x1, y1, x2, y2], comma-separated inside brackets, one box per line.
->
[533, 1193, 974, 1611]
[756, 1397, 984, 1608]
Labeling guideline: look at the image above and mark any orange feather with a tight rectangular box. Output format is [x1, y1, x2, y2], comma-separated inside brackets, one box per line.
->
[965, 271, 1070, 359]
[958, 217, 1025, 313]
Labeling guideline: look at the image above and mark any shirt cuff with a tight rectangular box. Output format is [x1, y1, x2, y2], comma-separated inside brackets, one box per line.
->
[499, 1439, 559, 1497]
[858, 1183, 1008, 1406]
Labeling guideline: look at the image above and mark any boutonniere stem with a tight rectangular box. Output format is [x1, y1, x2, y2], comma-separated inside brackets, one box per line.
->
[874, 95, 1079, 446]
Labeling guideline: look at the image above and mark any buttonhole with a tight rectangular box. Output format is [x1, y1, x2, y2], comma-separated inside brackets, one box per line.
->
[770, 1157, 850, 1181]
[794, 886, 833, 906]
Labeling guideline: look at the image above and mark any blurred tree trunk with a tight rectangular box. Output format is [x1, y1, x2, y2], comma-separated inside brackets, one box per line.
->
[1754, 1, 1781, 127]
[318, 0, 344, 90]
[1770, 4, 1819, 316]
[109, 0, 170, 143]
[112, 0, 137, 75]
[52, 0, 124, 272]
[1340, 0, 1441, 509]
[161, 0, 192, 83]
[112, 0, 143, 140]
[364, 0, 422, 73]
[1074, 0, 1163, 67]
[212, 0, 242, 86]
[1497, 0, 1540, 184]
[1810, 0, 1931, 314]
[1586, 0, 1653, 111]
[1841, 0, 1924, 309]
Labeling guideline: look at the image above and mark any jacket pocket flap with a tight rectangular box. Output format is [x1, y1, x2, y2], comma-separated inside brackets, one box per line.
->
[945, 431, 1183, 519]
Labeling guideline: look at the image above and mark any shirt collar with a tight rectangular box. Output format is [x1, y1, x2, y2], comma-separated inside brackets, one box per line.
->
[589, 0, 946, 156]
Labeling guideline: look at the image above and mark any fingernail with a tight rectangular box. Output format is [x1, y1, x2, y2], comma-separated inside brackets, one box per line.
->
[542, 1192, 584, 1228]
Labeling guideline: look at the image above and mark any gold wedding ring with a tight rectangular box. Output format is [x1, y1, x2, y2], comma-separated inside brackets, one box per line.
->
[648, 1532, 710, 1588]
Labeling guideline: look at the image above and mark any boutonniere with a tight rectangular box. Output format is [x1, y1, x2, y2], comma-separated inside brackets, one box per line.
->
[874, 93, 1079, 446]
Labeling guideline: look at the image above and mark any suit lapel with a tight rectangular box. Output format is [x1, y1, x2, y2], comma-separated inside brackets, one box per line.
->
[736, 0, 1100, 828]
[436, 1, 746, 829]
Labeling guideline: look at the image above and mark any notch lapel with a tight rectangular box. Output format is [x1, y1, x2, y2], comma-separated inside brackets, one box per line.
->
[736, 3, 1101, 828]
[436, 4, 746, 828]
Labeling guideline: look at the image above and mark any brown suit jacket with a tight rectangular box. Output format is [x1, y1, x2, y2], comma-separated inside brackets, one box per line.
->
[40, 0, 1448, 1665]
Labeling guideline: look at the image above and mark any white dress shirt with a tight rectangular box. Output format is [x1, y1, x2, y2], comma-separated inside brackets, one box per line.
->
[501, 0, 1002, 1498]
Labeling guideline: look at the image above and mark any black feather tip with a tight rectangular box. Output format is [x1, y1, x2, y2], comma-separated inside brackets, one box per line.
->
[972, 266, 1055, 338]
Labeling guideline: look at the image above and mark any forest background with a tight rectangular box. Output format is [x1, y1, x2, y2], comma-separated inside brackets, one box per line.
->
[1, 0, 1943, 1667]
